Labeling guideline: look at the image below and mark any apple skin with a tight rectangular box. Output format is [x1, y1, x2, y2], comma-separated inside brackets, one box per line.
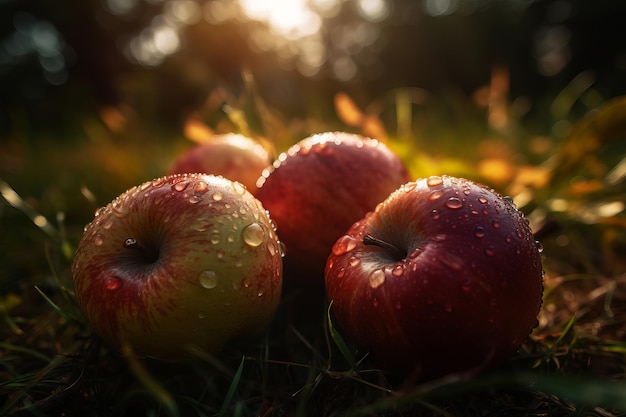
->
[71, 174, 283, 360]
[325, 176, 544, 380]
[255, 132, 410, 284]
[168, 133, 272, 191]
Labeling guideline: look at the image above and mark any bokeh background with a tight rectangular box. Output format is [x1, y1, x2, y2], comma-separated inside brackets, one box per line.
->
[2, 0, 626, 134]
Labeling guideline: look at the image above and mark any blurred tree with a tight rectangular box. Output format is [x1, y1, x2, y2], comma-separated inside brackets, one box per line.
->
[1, 0, 625, 135]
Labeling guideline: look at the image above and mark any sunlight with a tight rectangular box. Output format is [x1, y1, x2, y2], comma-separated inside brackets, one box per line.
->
[239, 0, 322, 40]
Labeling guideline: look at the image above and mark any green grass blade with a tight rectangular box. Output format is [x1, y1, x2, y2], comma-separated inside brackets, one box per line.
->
[218, 356, 245, 416]
[122, 345, 179, 417]
[327, 301, 356, 369]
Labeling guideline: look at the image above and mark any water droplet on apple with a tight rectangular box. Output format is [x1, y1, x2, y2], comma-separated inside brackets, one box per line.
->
[112, 204, 128, 218]
[194, 219, 211, 232]
[278, 241, 287, 257]
[440, 253, 463, 271]
[173, 180, 189, 192]
[94, 206, 105, 217]
[234, 259, 243, 267]
[431, 209, 440, 220]
[94, 234, 104, 246]
[492, 220, 500, 229]
[210, 235, 220, 245]
[152, 177, 166, 187]
[474, 226, 486, 238]
[428, 190, 444, 201]
[348, 256, 361, 267]
[431, 234, 447, 242]
[188, 195, 203, 204]
[332, 235, 358, 256]
[536, 241, 544, 253]
[216, 249, 225, 259]
[193, 180, 209, 194]
[212, 192, 223, 201]
[368, 270, 385, 289]
[198, 270, 218, 289]
[257, 289, 264, 297]
[102, 219, 113, 230]
[484, 245, 496, 256]
[445, 197, 463, 210]
[233, 182, 246, 195]
[242, 223, 265, 247]
[105, 276, 122, 291]
[242, 278, 252, 288]
[427, 176, 443, 187]
[391, 265, 404, 277]
[478, 196, 488, 204]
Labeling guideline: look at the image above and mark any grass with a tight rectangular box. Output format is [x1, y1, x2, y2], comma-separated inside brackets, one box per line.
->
[1, 77, 626, 416]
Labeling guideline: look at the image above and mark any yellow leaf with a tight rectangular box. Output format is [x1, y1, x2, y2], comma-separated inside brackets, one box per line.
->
[334, 92, 364, 127]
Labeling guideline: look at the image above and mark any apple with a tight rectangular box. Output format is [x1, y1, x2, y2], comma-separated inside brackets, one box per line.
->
[71, 173, 283, 360]
[168, 133, 272, 191]
[255, 131, 410, 284]
[325, 176, 544, 380]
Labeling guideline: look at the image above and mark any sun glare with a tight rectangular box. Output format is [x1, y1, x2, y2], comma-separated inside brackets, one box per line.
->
[117, 0, 387, 79]
[239, 0, 322, 40]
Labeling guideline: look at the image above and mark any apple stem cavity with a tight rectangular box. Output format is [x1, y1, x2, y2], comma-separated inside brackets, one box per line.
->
[123, 237, 160, 264]
[363, 234, 407, 262]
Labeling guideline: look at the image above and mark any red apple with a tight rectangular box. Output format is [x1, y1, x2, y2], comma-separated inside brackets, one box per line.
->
[71, 174, 283, 360]
[325, 176, 544, 380]
[168, 133, 272, 191]
[255, 131, 410, 284]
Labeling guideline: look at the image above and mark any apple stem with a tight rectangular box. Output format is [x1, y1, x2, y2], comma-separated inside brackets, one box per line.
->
[363, 234, 407, 261]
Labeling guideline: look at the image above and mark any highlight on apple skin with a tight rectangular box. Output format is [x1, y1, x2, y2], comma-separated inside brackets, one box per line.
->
[71, 173, 283, 360]
[168, 133, 272, 191]
[255, 131, 410, 284]
[325, 175, 544, 380]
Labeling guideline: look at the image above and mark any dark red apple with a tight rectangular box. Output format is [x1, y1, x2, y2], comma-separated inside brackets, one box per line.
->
[168, 133, 272, 191]
[325, 176, 544, 380]
[72, 174, 283, 360]
[255, 131, 410, 284]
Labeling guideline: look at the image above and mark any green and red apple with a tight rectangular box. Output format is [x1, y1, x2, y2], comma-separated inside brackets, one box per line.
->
[325, 176, 544, 380]
[71, 174, 283, 359]
[255, 131, 410, 284]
